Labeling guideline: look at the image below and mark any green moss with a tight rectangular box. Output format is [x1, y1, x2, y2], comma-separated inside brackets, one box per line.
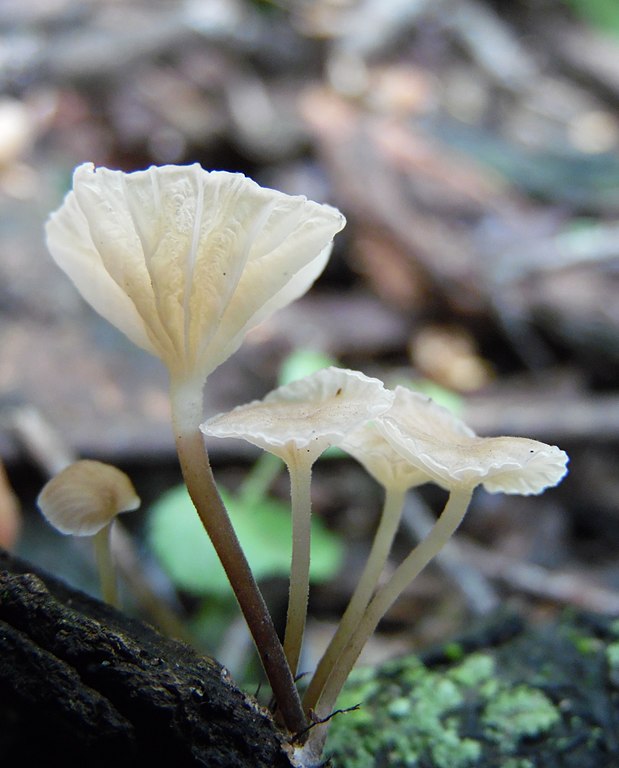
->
[334, 665, 381, 712]
[325, 612, 619, 767]
[387, 697, 412, 719]
[430, 727, 481, 768]
[326, 651, 564, 767]
[482, 685, 560, 751]
[326, 659, 481, 768]
[478, 676, 500, 699]
[448, 652, 495, 687]
[380, 655, 427, 687]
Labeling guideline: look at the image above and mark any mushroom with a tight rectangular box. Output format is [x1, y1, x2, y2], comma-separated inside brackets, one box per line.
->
[0, 458, 21, 551]
[45, 162, 345, 732]
[37, 460, 140, 606]
[306, 385, 568, 749]
[45, 163, 345, 390]
[302, 417, 433, 713]
[201, 367, 394, 675]
[377, 387, 569, 497]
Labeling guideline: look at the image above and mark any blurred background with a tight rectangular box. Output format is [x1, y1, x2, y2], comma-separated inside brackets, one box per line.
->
[1, 0, 619, 686]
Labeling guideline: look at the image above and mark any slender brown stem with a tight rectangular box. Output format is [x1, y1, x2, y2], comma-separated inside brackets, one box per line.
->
[170, 376, 307, 735]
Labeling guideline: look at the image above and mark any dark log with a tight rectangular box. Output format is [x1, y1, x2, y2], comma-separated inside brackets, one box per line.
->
[0, 549, 295, 768]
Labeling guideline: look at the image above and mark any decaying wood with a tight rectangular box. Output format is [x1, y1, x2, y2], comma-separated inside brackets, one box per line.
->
[0, 549, 295, 768]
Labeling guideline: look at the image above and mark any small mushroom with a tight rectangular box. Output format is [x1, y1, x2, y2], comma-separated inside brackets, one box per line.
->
[0, 458, 21, 551]
[201, 367, 394, 674]
[308, 385, 568, 745]
[37, 460, 140, 607]
[303, 418, 431, 713]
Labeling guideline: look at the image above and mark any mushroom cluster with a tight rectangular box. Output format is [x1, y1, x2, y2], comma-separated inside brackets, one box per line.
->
[305, 386, 568, 752]
[42, 162, 569, 759]
[204, 376, 568, 758]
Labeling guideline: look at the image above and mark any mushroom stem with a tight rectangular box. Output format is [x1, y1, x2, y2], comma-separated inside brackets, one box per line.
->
[308, 487, 473, 752]
[303, 486, 405, 714]
[283, 455, 314, 676]
[238, 452, 282, 506]
[93, 521, 117, 607]
[169, 376, 307, 735]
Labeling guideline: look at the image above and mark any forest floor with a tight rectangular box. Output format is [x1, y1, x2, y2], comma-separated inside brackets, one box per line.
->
[2, 1, 619, 765]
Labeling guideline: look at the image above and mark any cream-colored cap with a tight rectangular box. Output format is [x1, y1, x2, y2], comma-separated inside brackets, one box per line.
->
[201, 367, 394, 463]
[377, 386, 569, 495]
[37, 460, 140, 536]
[341, 419, 431, 492]
[45, 163, 345, 384]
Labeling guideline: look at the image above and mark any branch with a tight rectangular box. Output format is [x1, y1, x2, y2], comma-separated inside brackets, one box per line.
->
[0, 549, 295, 768]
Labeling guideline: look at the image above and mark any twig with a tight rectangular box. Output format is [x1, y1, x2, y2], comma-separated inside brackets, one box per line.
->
[454, 538, 619, 615]
[293, 703, 361, 744]
[403, 489, 619, 615]
[443, 0, 537, 89]
[464, 391, 619, 443]
[8, 405, 74, 476]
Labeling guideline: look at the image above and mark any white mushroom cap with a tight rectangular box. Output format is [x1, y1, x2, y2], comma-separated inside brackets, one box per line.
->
[45, 163, 345, 384]
[340, 420, 431, 492]
[37, 460, 140, 536]
[201, 367, 394, 463]
[376, 386, 569, 495]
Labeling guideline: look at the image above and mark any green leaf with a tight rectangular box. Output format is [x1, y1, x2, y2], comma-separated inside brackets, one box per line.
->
[148, 484, 343, 598]
[562, 0, 619, 36]
[278, 347, 338, 386]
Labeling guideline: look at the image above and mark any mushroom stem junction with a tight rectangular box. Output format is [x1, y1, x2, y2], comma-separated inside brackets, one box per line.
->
[170, 376, 306, 735]
[308, 487, 473, 751]
[93, 521, 117, 607]
[283, 454, 314, 677]
[303, 486, 406, 714]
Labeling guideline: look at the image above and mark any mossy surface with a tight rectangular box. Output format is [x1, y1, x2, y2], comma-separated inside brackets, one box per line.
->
[324, 610, 619, 768]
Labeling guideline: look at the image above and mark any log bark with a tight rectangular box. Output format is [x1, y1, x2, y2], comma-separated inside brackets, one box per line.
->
[0, 549, 296, 768]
